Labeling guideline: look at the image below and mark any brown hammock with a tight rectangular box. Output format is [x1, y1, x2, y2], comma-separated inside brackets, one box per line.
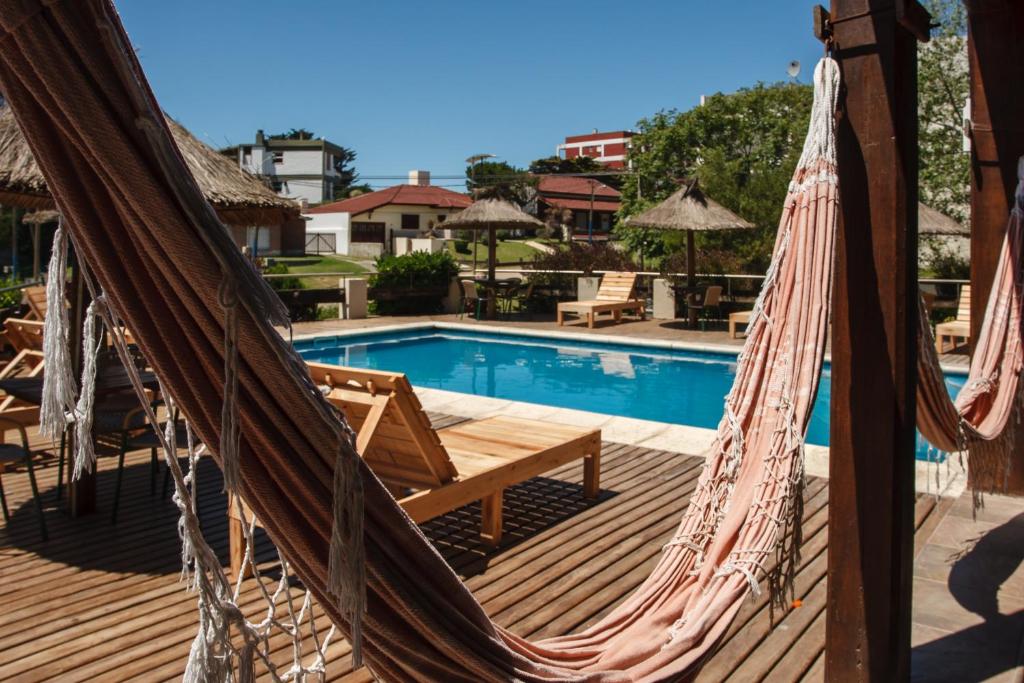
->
[0, 1, 840, 680]
[917, 159, 1024, 496]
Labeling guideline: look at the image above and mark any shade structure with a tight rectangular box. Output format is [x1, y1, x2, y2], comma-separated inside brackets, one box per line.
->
[0, 106, 298, 225]
[441, 199, 544, 316]
[919, 201, 967, 236]
[626, 179, 755, 289]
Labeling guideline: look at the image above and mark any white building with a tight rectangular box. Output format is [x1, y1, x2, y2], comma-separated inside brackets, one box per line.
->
[303, 171, 472, 257]
[237, 130, 349, 205]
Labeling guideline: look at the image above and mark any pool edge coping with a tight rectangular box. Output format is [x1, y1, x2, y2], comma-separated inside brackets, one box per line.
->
[292, 320, 971, 375]
[291, 321, 969, 497]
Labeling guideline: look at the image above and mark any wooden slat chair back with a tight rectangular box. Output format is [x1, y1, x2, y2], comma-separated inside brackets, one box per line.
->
[22, 286, 47, 321]
[934, 285, 973, 354]
[595, 272, 639, 302]
[306, 362, 458, 490]
[956, 285, 971, 323]
[4, 318, 44, 353]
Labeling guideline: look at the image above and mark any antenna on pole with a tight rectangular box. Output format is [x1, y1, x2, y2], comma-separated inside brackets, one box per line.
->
[787, 60, 802, 81]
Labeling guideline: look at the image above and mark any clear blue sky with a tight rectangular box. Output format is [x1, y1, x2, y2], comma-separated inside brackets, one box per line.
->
[118, 1, 823, 188]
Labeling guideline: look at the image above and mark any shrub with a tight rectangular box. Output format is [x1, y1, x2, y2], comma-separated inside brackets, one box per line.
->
[0, 277, 23, 309]
[263, 263, 302, 291]
[370, 250, 459, 314]
[453, 239, 471, 254]
[317, 304, 339, 320]
[527, 242, 636, 293]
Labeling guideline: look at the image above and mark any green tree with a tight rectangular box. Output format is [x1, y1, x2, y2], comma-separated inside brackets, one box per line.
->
[528, 155, 602, 174]
[919, 0, 969, 225]
[268, 128, 317, 141]
[465, 160, 536, 205]
[618, 82, 813, 273]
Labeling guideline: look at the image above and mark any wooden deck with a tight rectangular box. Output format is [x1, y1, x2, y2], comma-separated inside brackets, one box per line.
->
[0, 414, 947, 681]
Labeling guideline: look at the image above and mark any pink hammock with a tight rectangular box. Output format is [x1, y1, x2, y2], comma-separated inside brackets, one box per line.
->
[917, 159, 1024, 495]
[0, 1, 839, 679]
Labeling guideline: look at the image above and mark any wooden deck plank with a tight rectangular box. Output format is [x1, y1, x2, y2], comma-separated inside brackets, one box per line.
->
[0, 415, 947, 682]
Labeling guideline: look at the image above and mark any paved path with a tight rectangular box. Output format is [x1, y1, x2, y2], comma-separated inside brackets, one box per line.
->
[524, 240, 555, 254]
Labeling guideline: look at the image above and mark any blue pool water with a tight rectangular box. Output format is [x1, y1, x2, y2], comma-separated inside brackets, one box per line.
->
[295, 327, 967, 459]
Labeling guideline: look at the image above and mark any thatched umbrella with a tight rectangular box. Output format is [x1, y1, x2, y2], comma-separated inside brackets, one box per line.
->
[919, 202, 967, 236]
[0, 106, 297, 225]
[625, 179, 754, 288]
[21, 209, 59, 278]
[441, 199, 544, 318]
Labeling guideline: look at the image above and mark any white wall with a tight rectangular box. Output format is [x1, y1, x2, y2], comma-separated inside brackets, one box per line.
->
[280, 179, 327, 204]
[303, 203, 467, 256]
[273, 149, 323, 176]
[304, 211, 351, 255]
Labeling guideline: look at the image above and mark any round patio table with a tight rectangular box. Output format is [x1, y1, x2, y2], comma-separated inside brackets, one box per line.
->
[472, 277, 522, 319]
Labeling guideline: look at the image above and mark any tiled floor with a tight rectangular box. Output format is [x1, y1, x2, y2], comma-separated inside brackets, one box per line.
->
[912, 494, 1024, 682]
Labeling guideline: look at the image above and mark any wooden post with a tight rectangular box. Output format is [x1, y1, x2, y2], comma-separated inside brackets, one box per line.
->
[67, 249, 95, 516]
[826, 1, 928, 679]
[31, 223, 41, 280]
[966, 0, 1024, 492]
[486, 224, 497, 319]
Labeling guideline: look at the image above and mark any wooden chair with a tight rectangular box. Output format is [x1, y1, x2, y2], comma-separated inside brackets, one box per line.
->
[227, 362, 602, 578]
[690, 285, 724, 330]
[21, 285, 48, 322]
[0, 416, 47, 540]
[458, 280, 487, 320]
[0, 319, 46, 428]
[935, 285, 971, 354]
[556, 272, 645, 328]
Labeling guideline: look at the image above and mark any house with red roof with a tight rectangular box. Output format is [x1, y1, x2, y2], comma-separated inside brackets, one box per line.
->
[304, 170, 472, 256]
[534, 175, 621, 242]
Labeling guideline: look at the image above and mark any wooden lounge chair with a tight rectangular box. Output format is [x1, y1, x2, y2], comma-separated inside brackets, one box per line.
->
[557, 272, 645, 328]
[935, 285, 971, 354]
[22, 285, 48, 321]
[227, 362, 602, 578]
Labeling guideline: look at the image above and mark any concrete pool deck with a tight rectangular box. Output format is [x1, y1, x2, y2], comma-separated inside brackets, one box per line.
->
[292, 315, 970, 498]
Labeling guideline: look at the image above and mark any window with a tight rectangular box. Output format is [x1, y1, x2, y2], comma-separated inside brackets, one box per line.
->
[351, 222, 386, 244]
[272, 151, 284, 164]
[245, 226, 271, 255]
[436, 214, 446, 223]
[400, 214, 420, 231]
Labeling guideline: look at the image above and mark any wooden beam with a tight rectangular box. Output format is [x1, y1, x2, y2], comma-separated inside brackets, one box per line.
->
[966, 0, 1024, 492]
[826, 0, 925, 679]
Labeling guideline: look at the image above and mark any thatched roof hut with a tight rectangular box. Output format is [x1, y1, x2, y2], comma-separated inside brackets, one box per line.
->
[625, 179, 755, 287]
[0, 106, 298, 225]
[442, 198, 544, 232]
[624, 180, 754, 233]
[443, 199, 543, 316]
[919, 202, 967, 236]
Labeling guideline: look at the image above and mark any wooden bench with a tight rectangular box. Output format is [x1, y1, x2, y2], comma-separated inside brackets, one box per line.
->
[935, 285, 971, 353]
[228, 362, 602, 578]
[728, 310, 752, 339]
[557, 272, 645, 328]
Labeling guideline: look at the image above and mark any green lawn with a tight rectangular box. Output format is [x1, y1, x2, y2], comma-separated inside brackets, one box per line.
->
[446, 239, 541, 265]
[271, 255, 370, 288]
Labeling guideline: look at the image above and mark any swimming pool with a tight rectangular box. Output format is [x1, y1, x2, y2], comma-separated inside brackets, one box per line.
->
[295, 325, 967, 459]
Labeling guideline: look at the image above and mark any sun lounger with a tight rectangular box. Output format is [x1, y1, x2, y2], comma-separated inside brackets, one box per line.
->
[227, 362, 602, 578]
[557, 272, 645, 328]
[21, 285, 48, 322]
[935, 285, 971, 353]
